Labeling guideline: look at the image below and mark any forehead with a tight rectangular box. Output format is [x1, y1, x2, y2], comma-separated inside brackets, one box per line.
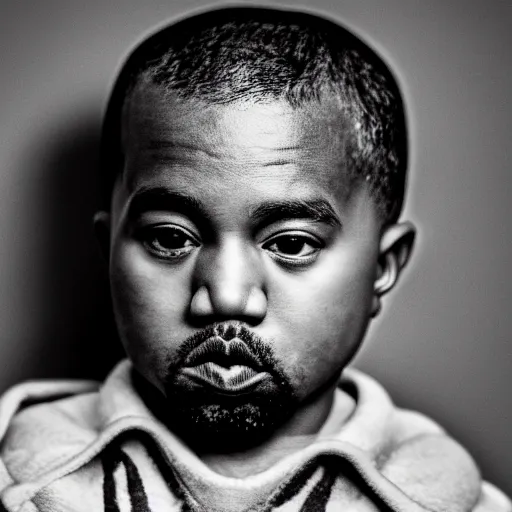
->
[120, 84, 359, 202]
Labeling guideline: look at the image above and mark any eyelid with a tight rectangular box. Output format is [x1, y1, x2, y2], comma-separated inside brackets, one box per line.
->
[132, 204, 217, 243]
[136, 224, 201, 250]
[261, 228, 324, 246]
[135, 219, 202, 243]
[256, 217, 336, 240]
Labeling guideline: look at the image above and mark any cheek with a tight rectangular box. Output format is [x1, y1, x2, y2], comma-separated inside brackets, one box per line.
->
[266, 245, 377, 393]
[109, 242, 193, 388]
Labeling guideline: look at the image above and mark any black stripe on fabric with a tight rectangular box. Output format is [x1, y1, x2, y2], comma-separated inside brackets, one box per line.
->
[137, 431, 205, 512]
[299, 462, 337, 512]
[102, 446, 124, 512]
[263, 454, 398, 512]
[102, 437, 152, 512]
[100, 430, 201, 511]
[263, 459, 321, 510]
[137, 432, 188, 502]
[101, 430, 395, 512]
[119, 451, 151, 512]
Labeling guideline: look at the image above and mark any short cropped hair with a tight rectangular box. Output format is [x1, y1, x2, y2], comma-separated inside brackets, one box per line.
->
[100, 7, 408, 224]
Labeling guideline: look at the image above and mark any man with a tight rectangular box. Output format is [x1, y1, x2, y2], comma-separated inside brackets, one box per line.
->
[0, 6, 509, 512]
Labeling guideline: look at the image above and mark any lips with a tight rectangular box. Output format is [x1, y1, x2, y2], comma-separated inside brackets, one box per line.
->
[185, 336, 263, 368]
[180, 335, 270, 393]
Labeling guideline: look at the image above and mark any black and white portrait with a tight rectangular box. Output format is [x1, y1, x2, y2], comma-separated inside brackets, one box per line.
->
[0, 1, 509, 511]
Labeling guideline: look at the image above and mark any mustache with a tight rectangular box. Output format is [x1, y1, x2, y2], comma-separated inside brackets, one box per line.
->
[170, 322, 278, 375]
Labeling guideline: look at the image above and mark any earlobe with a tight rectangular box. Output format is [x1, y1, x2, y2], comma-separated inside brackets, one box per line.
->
[372, 221, 416, 316]
[93, 211, 112, 263]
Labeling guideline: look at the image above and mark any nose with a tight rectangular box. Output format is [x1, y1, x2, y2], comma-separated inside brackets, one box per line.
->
[189, 237, 267, 324]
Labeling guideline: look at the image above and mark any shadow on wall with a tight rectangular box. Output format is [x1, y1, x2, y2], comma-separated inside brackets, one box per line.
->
[23, 108, 124, 382]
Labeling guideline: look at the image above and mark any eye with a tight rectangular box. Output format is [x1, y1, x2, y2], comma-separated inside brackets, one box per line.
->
[263, 233, 323, 265]
[139, 226, 199, 259]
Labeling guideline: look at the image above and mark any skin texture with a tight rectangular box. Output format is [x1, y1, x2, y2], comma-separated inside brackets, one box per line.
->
[96, 84, 415, 476]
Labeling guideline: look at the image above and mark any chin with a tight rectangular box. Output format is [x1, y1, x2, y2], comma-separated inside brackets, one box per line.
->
[163, 383, 298, 453]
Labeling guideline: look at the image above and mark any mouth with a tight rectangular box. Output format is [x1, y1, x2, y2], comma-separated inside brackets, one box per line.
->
[180, 335, 271, 393]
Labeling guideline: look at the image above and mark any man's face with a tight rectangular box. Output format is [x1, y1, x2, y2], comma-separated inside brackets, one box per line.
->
[106, 85, 382, 444]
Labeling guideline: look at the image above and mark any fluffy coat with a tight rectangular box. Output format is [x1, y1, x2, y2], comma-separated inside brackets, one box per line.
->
[0, 361, 509, 511]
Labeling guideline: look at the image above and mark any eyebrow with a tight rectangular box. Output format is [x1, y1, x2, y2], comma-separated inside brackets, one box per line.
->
[127, 187, 341, 228]
[128, 187, 209, 222]
[250, 199, 341, 228]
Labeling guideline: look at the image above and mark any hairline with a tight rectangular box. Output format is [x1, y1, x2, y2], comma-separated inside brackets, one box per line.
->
[101, 7, 407, 226]
[119, 79, 381, 220]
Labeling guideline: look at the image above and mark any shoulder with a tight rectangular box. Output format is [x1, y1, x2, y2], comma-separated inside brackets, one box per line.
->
[0, 362, 176, 512]
[0, 379, 100, 484]
[341, 368, 512, 512]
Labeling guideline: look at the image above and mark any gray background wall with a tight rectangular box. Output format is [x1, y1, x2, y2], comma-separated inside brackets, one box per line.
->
[0, 0, 510, 495]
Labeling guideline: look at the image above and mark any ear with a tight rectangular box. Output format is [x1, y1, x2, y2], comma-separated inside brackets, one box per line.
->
[371, 221, 416, 317]
[93, 211, 112, 263]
